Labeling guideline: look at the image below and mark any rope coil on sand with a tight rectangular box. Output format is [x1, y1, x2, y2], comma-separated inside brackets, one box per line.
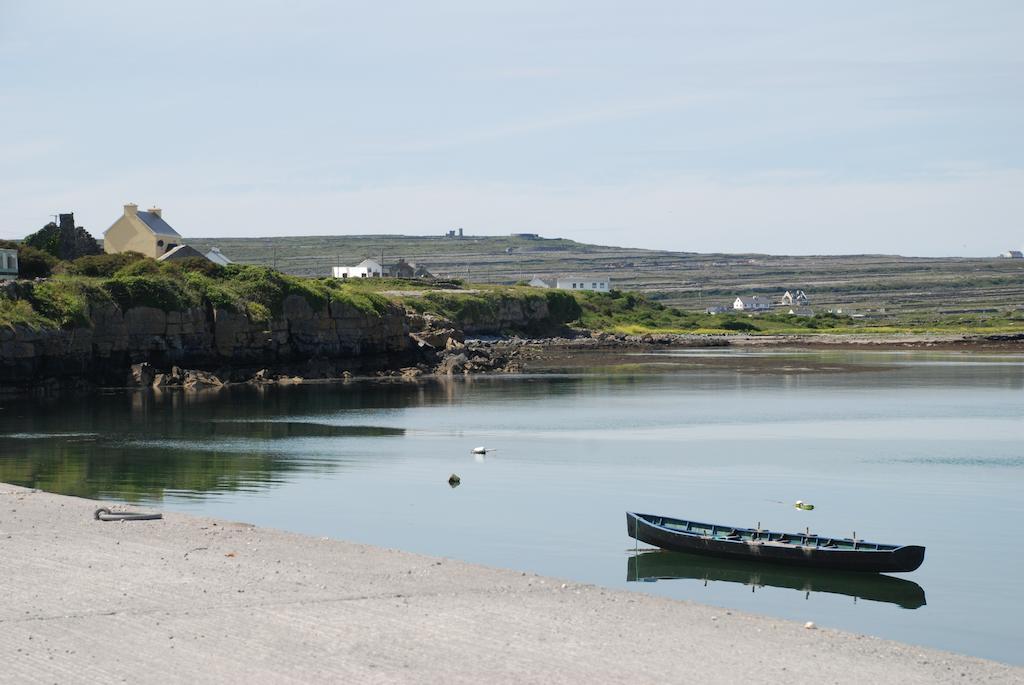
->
[94, 507, 163, 522]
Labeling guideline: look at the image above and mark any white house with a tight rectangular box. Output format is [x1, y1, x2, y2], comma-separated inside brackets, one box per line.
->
[555, 276, 611, 292]
[205, 247, 233, 266]
[332, 258, 383, 279]
[1000, 250, 1023, 259]
[781, 290, 809, 306]
[733, 295, 772, 312]
[528, 276, 553, 288]
[0, 248, 18, 281]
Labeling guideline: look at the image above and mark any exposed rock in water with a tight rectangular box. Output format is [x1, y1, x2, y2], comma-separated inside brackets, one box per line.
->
[128, 362, 155, 387]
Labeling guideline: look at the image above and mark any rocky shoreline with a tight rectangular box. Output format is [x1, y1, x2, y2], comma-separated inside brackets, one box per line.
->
[3, 300, 1022, 396]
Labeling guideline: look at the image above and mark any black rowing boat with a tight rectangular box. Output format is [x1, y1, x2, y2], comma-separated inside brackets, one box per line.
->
[626, 512, 925, 573]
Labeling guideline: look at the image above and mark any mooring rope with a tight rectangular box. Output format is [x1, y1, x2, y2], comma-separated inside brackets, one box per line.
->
[93, 507, 163, 522]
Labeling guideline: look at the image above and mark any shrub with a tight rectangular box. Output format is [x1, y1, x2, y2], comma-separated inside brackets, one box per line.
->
[103, 275, 194, 311]
[15, 245, 58, 279]
[114, 258, 163, 277]
[167, 257, 225, 278]
[0, 296, 47, 329]
[544, 290, 582, 323]
[66, 252, 147, 277]
[719, 318, 758, 332]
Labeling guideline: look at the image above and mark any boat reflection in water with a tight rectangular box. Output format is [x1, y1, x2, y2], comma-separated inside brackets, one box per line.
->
[627, 550, 926, 610]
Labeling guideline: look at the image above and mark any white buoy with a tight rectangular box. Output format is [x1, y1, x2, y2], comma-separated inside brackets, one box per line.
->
[471, 446, 494, 455]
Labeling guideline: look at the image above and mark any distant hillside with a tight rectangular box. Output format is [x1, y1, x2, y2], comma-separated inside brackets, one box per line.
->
[185, 234, 1024, 316]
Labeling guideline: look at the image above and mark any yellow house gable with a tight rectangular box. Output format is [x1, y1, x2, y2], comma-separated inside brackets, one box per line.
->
[103, 204, 182, 258]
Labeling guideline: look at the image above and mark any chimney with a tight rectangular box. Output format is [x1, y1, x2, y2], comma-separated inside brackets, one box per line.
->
[148, 206, 162, 218]
[124, 203, 138, 217]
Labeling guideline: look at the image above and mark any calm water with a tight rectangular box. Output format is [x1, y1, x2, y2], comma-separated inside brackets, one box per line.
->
[2, 349, 1022, 663]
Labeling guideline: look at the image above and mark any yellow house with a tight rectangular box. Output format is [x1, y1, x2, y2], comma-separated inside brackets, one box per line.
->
[103, 204, 183, 258]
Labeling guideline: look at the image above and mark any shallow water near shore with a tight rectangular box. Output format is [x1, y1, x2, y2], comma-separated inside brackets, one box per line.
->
[2, 348, 1023, 663]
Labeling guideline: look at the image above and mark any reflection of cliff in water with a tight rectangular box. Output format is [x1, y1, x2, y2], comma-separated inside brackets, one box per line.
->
[0, 382, 439, 502]
[627, 550, 926, 610]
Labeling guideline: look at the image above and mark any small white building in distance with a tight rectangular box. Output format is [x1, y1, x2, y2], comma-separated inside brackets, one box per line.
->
[332, 258, 383, 279]
[205, 247, 233, 266]
[780, 290, 809, 306]
[733, 295, 772, 312]
[555, 276, 611, 292]
[0, 247, 18, 281]
[1000, 250, 1023, 259]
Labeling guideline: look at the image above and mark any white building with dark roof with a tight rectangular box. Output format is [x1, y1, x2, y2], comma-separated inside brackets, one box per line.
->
[332, 258, 383, 279]
[555, 275, 611, 292]
[103, 204, 183, 259]
[733, 295, 772, 311]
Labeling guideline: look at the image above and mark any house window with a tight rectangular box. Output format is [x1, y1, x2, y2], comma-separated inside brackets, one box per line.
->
[591, 282, 596, 289]
[166, 243, 177, 252]
[157, 240, 164, 247]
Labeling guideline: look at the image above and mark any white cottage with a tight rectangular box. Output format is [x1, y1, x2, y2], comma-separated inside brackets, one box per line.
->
[0, 248, 18, 281]
[555, 275, 611, 292]
[733, 295, 772, 312]
[781, 290, 809, 306]
[332, 258, 383, 279]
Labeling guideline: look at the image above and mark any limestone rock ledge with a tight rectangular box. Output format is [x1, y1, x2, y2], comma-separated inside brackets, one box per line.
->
[0, 294, 411, 388]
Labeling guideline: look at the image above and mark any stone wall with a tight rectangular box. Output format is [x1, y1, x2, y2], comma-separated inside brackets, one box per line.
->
[0, 294, 410, 387]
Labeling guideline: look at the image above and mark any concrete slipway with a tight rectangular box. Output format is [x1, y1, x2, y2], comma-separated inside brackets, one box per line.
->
[0, 483, 1020, 684]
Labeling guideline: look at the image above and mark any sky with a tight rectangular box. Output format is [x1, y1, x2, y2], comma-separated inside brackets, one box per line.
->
[1, 1, 1022, 256]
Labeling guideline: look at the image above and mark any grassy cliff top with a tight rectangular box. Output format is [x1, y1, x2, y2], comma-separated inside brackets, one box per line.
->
[2, 252, 1023, 335]
[0, 254, 393, 330]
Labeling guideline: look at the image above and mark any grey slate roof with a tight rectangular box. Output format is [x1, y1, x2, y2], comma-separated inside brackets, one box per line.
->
[136, 211, 181, 237]
[157, 244, 205, 262]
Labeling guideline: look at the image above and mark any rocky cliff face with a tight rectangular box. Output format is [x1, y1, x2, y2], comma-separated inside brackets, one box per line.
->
[0, 294, 410, 387]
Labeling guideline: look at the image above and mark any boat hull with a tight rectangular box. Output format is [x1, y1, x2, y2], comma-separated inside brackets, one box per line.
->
[627, 512, 925, 573]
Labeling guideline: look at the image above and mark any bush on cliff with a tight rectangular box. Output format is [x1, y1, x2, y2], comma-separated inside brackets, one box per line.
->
[544, 290, 582, 323]
[0, 296, 48, 329]
[0, 240, 59, 279]
[65, 252, 147, 277]
[103, 274, 197, 312]
[28, 277, 109, 328]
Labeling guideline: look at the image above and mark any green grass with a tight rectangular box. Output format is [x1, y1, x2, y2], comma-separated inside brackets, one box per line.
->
[571, 290, 1024, 335]
[3, 253, 1022, 337]
[0, 258, 395, 330]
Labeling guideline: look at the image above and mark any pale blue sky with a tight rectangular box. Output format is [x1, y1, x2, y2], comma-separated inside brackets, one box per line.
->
[1, 1, 1022, 255]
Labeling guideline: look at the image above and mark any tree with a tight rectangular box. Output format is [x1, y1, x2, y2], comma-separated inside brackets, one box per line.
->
[22, 214, 102, 261]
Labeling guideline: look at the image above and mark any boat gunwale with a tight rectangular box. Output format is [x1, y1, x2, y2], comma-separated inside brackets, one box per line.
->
[629, 512, 907, 554]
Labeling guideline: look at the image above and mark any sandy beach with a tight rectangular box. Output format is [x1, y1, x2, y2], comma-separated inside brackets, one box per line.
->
[1, 482, 1019, 684]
